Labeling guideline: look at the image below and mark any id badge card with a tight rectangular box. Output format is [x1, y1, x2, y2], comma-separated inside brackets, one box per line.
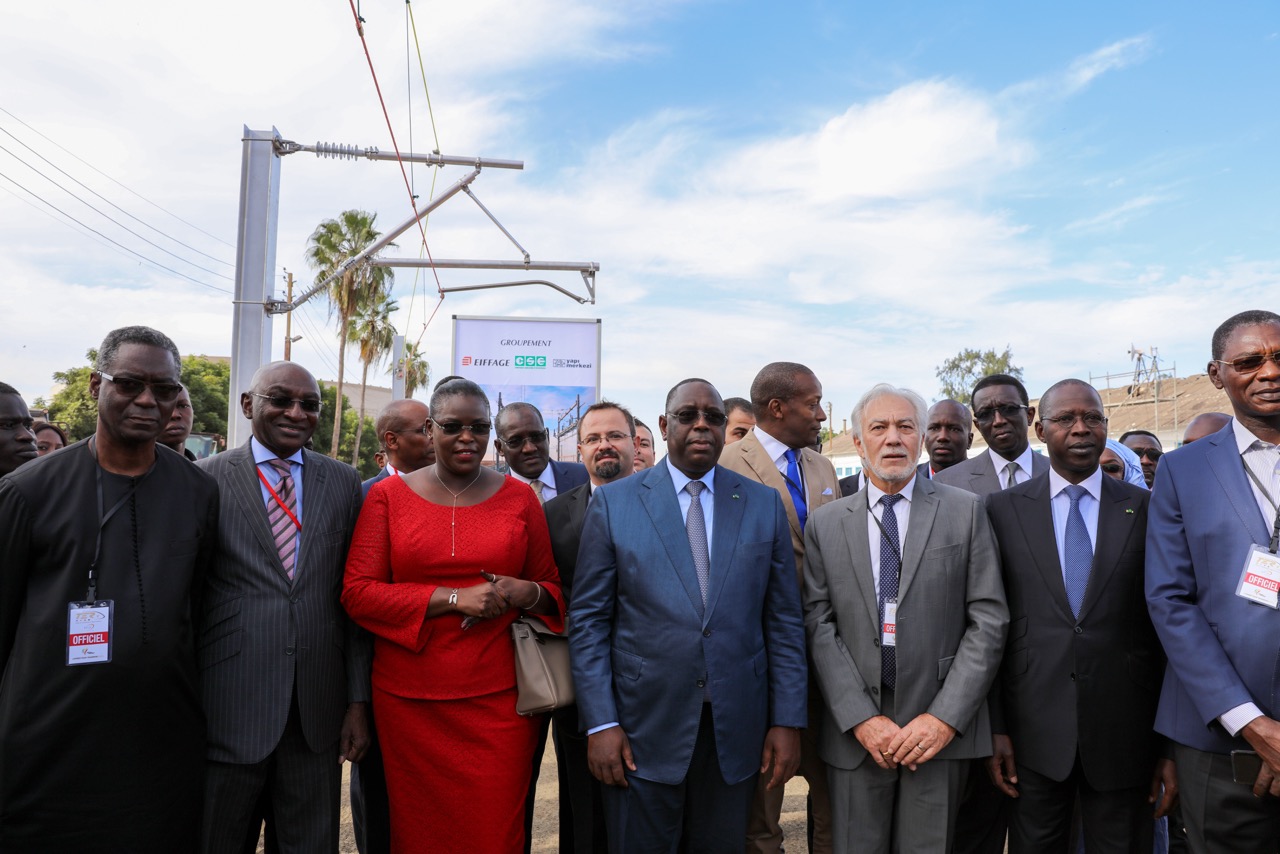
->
[882, 599, 897, 648]
[1235, 545, 1280, 609]
[67, 600, 114, 665]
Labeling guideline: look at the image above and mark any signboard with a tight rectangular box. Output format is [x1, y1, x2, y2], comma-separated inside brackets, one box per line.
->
[451, 316, 602, 462]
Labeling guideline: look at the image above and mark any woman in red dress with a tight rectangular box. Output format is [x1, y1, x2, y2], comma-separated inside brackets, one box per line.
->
[342, 379, 564, 853]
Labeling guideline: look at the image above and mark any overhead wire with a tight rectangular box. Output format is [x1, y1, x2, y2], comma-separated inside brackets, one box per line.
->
[0, 125, 234, 269]
[0, 141, 233, 280]
[404, 0, 447, 346]
[0, 168, 232, 294]
[0, 105, 235, 249]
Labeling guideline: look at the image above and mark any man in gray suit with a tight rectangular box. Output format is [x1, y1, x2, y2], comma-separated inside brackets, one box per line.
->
[198, 361, 371, 854]
[802, 383, 1008, 853]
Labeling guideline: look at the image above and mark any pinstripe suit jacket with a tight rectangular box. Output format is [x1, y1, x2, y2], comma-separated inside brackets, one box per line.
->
[197, 441, 371, 764]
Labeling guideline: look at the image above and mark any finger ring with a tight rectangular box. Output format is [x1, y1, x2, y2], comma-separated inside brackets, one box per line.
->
[915, 744, 925, 751]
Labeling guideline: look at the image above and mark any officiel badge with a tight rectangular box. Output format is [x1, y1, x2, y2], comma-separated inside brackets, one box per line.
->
[1235, 546, 1280, 609]
[882, 599, 898, 648]
[67, 600, 114, 665]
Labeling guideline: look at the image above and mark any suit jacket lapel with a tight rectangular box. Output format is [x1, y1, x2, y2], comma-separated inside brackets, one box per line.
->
[292, 449, 327, 582]
[840, 490, 881, 629]
[228, 442, 291, 585]
[704, 466, 745, 620]
[1016, 476, 1074, 618]
[898, 476, 938, 602]
[972, 453, 1001, 494]
[639, 464, 705, 618]
[1207, 431, 1272, 545]
[740, 434, 800, 540]
[568, 483, 590, 535]
[1078, 476, 1141, 619]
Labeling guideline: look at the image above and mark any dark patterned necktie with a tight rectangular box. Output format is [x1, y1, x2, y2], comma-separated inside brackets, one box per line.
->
[878, 493, 903, 692]
[267, 459, 298, 580]
[1063, 484, 1092, 617]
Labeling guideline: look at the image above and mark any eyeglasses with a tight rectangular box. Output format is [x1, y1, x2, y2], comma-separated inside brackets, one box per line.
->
[1100, 462, 1125, 475]
[393, 422, 430, 436]
[252, 393, 322, 413]
[973, 404, 1028, 424]
[99, 372, 184, 403]
[666, 409, 729, 427]
[581, 431, 632, 448]
[433, 420, 492, 436]
[496, 430, 547, 447]
[1215, 351, 1280, 375]
[1040, 413, 1107, 429]
[0, 418, 35, 433]
[1131, 447, 1162, 461]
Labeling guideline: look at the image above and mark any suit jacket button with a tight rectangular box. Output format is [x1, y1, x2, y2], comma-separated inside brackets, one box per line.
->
[703, 629, 711, 637]
[1070, 673, 1076, 681]
[873, 638, 881, 647]
[1074, 626, 1083, 634]
[696, 679, 705, 688]
[286, 647, 295, 655]
[871, 686, 879, 696]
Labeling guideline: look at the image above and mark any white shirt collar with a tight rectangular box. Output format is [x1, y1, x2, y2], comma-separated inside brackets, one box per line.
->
[509, 462, 556, 489]
[988, 445, 1034, 477]
[665, 456, 716, 495]
[250, 436, 304, 466]
[866, 471, 917, 508]
[752, 425, 793, 467]
[1232, 416, 1277, 454]
[1048, 466, 1103, 501]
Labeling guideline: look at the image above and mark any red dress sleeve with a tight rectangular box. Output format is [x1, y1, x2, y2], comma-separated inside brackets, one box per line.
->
[341, 480, 439, 652]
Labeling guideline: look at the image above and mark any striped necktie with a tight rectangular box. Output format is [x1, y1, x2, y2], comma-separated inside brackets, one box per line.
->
[266, 459, 299, 580]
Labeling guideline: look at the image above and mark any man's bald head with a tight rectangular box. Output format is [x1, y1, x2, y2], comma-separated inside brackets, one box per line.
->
[377, 399, 434, 472]
[1182, 412, 1231, 445]
[241, 361, 321, 457]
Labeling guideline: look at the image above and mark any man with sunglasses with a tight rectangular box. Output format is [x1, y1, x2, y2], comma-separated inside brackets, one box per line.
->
[569, 378, 808, 853]
[1119, 430, 1163, 489]
[197, 361, 371, 854]
[495, 401, 587, 504]
[1147, 310, 1280, 851]
[935, 373, 1048, 854]
[0, 326, 220, 851]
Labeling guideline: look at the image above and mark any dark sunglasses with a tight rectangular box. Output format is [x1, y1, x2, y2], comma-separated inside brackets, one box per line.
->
[99, 371, 184, 403]
[666, 409, 729, 427]
[1131, 447, 1162, 461]
[1100, 462, 1125, 474]
[252, 393, 322, 413]
[433, 420, 492, 436]
[1215, 351, 1280, 375]
[973, 404, 1028, 424]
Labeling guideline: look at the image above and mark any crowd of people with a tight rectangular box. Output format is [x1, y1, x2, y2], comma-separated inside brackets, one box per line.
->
[0, 308, 1277, 854]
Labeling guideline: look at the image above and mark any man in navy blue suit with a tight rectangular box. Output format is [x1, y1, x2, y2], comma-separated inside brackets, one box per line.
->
[1146, 309, 1280, 852]
[569, 378, 808, 853]
[495, 401, 588, 502]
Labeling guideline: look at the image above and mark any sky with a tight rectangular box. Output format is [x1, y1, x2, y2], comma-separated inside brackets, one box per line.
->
[1, 1, 1277, 441]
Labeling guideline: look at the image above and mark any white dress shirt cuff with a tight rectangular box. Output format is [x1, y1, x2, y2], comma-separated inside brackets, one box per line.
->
[586, 722, 619, 735]
[1219, 703, 1265, 737]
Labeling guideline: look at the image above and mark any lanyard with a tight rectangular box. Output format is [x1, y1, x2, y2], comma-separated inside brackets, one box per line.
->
[1241, 459, 1280, 554]
[869, 503, 903, 587]
[256, 463, 302, 532]
[88, 439, 153, 601]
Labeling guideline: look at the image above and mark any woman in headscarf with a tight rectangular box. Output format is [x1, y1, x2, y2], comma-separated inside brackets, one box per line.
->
[1100, 438, 1148, 488]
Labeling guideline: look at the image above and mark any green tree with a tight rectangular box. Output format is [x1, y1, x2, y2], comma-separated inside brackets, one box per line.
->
[316, 383, 381, 478]
[305, 210, 395, 458]
[396, 340, 431, 400]
[347, 295, 398, 465]
[42, 351, 229, 443]
[935, 346, 1024, 402]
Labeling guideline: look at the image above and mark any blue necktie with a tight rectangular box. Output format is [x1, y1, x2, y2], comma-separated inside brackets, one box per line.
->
[1063, 484, 1093, 618]
[784, 449, 808, 532]
[878, 493, 903, 692]
[685, 481, 710, 609]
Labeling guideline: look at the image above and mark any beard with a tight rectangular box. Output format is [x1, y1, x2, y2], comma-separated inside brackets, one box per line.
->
[864, 456, 915, 484]
[592, 458, 623, 480]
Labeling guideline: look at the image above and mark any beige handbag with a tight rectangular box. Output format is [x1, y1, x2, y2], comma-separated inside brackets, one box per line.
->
[511, 615, 575, 716]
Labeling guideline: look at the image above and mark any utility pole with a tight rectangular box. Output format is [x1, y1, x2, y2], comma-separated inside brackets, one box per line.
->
[283, 270, 295, 361]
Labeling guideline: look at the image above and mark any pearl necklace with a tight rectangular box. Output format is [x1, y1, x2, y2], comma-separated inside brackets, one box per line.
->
[435, 466, 483, 557]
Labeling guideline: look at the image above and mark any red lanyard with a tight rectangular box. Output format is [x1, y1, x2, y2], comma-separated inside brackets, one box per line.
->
[256, 464, 302, 532]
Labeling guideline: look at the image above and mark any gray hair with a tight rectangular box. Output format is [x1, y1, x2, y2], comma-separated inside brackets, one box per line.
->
[96, 326, 181, 374]
[850, 383, 928, 440]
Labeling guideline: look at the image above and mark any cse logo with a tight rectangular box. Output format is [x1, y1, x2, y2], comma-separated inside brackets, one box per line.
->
[514, 355, 547, 369]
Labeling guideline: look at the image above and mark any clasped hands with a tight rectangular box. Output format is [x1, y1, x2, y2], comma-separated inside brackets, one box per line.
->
[854, 713, 955, 771]
[452, 571, 542, 628]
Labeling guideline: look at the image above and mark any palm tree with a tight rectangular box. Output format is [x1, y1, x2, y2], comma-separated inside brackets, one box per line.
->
[305, 210, 395, 457]
[347, 294, 399, 465]
[397, 340, 431, 400]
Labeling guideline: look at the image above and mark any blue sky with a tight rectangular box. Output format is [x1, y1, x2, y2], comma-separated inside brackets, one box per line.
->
[1, 1, 1276, 440]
